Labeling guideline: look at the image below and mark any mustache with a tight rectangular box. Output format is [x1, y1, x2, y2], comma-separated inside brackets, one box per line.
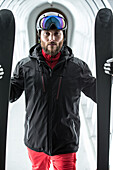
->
[48, 42, 57, 45]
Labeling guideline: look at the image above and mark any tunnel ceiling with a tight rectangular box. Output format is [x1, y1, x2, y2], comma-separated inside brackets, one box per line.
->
[0, 0, 111, 18]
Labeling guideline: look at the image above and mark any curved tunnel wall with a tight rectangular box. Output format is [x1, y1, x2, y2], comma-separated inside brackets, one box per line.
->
[0, 0, 112, 169]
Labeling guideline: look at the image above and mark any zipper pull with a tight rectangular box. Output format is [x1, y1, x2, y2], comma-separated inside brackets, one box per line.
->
[49, 68, 52, 77]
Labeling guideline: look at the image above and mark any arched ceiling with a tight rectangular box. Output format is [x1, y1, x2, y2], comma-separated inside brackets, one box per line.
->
[0, 0, 112, 64]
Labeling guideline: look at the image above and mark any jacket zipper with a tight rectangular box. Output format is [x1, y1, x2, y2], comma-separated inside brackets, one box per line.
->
[56, 76, 62, 100]
[72, 120, 78, 145]
[37, 59, 66, 154]
[41, 74, 45, 92]
[26, 118, 30, 140]
[49, 68, 52, 77]
[48, 68, 52, 155]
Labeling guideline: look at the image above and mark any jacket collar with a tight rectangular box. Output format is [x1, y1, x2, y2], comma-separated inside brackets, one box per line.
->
[29, 43, 74, 62]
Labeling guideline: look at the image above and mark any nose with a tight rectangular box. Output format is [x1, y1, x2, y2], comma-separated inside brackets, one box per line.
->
[49, 33, 55, 41]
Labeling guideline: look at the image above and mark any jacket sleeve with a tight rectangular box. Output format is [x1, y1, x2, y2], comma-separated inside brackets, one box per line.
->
[80, 61, 97, 103]
[10, 61, 24, 103]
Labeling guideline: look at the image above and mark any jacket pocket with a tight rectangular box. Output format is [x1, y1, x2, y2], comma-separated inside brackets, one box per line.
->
[55, 116, 80, 145]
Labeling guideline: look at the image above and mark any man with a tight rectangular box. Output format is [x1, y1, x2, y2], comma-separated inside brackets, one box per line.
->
[0, 11, 113, 170]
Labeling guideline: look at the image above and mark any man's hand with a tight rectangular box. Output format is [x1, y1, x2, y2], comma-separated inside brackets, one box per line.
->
[104, 58, 113, 76]
[0, 65, 4, 79]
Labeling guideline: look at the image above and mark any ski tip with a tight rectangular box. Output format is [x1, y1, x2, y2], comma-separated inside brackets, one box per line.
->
[0, 9, 13, 16]
[97, 8, 112, 24]
[0, 9, 15, 22]
[0, 9, 15, 31]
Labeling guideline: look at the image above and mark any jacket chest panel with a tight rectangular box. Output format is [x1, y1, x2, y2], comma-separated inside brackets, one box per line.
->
[60, 74, 81, 97]
[24, 67, 43, 91]
[24, 65, 60, 95]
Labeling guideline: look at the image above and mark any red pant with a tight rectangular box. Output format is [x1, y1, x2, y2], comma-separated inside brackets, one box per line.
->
[27, 147, 76, 170]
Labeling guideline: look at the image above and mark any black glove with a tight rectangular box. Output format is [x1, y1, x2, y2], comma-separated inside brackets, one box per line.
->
[0, 65, 4, 79]
[104, 58, 113, 76]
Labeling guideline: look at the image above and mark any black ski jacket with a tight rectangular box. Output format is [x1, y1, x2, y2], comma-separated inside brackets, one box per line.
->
[10, 44, 96, 156]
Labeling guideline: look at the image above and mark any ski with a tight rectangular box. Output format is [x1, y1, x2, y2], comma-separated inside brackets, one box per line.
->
[95, 8, 113, 170]
[0, 9, 15, 170]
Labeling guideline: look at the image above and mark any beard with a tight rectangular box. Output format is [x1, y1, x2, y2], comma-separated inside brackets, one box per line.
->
[41, 41, 63, 56]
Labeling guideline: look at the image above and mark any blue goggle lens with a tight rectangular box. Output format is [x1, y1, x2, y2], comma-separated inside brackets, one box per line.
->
[40, 15, 66, 30]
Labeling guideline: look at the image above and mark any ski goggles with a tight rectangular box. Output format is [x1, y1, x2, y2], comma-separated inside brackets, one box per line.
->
[39, 15, 66, 30]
